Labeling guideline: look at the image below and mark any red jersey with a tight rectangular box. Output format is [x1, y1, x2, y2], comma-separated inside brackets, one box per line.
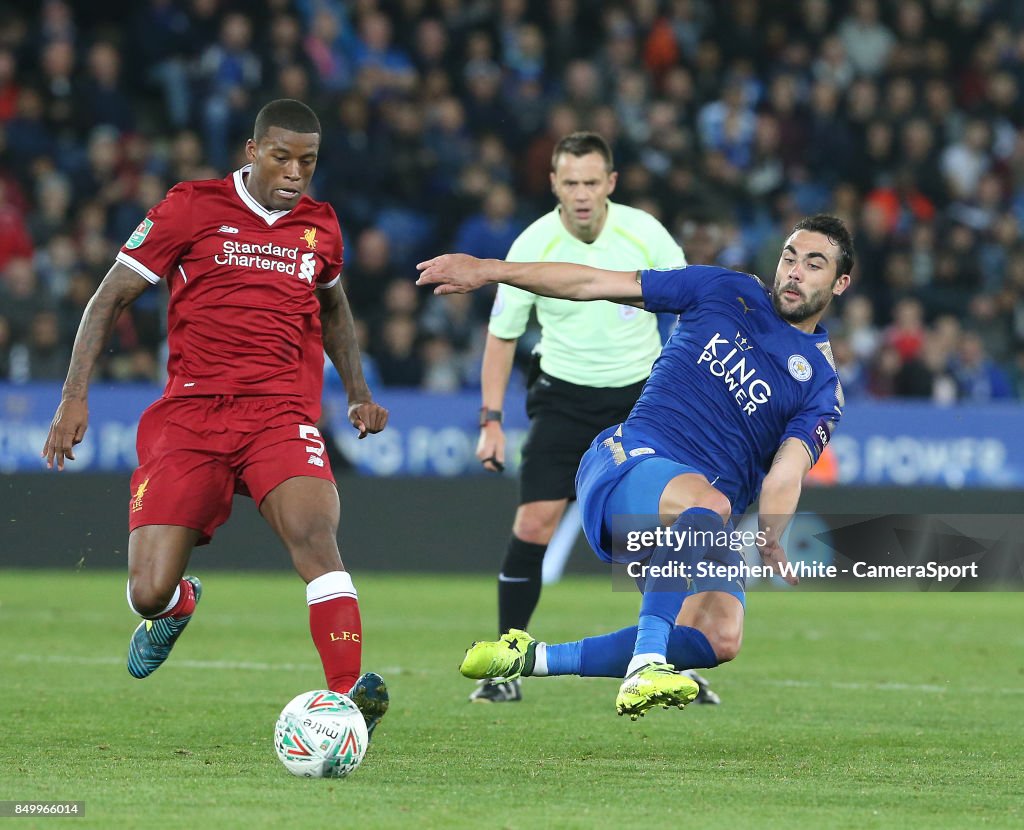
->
[116, 165, 343, 406]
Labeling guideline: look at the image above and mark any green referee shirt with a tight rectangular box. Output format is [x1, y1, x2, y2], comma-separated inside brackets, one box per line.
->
[488, 200, 686, 387]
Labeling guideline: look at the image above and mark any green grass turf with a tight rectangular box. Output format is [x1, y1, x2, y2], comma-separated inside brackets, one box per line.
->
[0, 570, 1021, 829]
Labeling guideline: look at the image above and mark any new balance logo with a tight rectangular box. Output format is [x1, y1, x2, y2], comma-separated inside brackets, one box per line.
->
[218, 225, 239, 234]
[307, 454, 325, 467]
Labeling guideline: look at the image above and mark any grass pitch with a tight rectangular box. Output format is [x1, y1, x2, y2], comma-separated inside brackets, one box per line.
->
[1, 570, 1021, 829]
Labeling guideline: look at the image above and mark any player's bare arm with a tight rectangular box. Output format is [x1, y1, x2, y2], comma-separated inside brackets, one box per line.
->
[416, 254, 645, 306]
[42, 262, 150, 470]
[476, 332, 517, 472]
[756, 437, 813, 586]
[317, 280, 388, 439]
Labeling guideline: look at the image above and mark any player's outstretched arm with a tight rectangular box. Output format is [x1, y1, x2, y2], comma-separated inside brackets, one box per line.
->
[317, 281, 388, 439]
[42, 262, 150, 471]
[416, 254, 645, 305]
[756, 438, 813, 586]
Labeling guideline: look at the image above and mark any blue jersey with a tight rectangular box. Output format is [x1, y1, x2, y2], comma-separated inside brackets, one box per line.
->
[623, 265, 844, 514]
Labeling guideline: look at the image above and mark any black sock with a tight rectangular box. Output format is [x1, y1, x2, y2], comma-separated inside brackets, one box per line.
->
[497, 535, 546, 634]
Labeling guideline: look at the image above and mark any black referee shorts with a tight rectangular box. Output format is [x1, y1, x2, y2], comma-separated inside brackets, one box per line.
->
[518, 368, 646, 505]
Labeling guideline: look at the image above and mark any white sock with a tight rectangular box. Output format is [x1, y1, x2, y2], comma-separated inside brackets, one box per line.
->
[531, 643, 548, 677]
[126, 580, 179, 618]
[626, 652, 664, 676]
[306, 571, 357, 605]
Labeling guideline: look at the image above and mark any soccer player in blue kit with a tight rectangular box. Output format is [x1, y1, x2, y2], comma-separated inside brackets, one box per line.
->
[417, 214, 852, 719]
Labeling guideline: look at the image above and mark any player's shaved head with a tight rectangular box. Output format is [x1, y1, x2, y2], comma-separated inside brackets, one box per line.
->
[254, 99, 321, 142]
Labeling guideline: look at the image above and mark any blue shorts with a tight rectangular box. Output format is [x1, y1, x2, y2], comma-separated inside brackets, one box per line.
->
[576, 424, 746, 605]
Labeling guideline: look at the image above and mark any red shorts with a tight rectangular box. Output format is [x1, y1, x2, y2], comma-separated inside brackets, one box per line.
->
[129, 395, 335, 544]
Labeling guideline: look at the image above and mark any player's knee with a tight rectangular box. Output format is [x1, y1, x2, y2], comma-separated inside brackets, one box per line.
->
[693, 490, 732, 525]
[706, 627, 742, 663]
[282, 517, 342, 573]
[127, 579, 176, 618]
[511, 507, 559, 545]
[279, 510, 338, 553]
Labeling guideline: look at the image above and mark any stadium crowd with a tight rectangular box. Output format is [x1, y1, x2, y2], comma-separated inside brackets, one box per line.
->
[0, 0, 1022, 401]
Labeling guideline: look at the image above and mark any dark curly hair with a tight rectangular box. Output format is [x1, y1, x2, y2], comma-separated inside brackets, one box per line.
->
[792, 214, 855, 279]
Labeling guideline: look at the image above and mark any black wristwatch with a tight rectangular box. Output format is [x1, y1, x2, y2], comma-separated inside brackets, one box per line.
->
[479, 407, 503, 428]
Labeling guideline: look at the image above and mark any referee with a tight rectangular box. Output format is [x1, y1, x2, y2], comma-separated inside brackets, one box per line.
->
[471, 132, 687, 703]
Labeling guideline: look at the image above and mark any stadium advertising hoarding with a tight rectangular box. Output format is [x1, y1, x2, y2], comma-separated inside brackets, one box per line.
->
[1, 383, 1021, 487]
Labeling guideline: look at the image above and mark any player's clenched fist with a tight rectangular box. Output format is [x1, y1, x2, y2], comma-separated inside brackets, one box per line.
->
[348, 401, 388, 439]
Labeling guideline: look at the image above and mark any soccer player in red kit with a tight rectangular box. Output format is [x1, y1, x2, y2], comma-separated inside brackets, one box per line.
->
[42, 99, 391, 738]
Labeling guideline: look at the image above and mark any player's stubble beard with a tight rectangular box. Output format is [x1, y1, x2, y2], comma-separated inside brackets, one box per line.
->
[771, 278, 834, 324]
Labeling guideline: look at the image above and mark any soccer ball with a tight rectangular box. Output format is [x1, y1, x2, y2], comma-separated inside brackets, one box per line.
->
[273, 690, 368, 778]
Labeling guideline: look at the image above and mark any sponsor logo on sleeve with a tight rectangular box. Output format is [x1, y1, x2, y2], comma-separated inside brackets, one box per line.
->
[125, 219, 153, 250]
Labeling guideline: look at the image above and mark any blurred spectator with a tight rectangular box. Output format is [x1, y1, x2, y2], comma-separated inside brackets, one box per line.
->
[322, 92, 385, 230]
[840, 295, 881, 363]
[421, 335, 462, 392]
[131, 0, 193, 130]
[79, 42, 135, 133]
[344, 227, 397, 318]
[26, 171, 71, 243]
[0, 179, 33, 269]
[837, 0, 895, 77]
[374, 315, 423, 387]
[453, 182, 523, 261]
[885, 298, 927, 364]
[196, 12, 262, 171]
[949, 331, 1013, 401]
[0, 48, 20, 121]
[21, 309, 67, 381]
[303, 7, 353, 94]
[352, 11, 416, 100]
[941, 120, 992, 201]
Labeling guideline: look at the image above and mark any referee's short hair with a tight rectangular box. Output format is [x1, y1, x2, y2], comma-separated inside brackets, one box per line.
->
[552, 132, 613, 173]
[254, 99, 321, 141]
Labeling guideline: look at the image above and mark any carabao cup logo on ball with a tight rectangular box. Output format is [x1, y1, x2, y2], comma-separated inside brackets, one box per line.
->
[274, 690, 368, 779]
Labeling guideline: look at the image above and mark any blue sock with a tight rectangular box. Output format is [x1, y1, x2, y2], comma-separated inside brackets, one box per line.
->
[633, 507, 723, 662]
[669, 626, 718, 669]
[579, 627, 637, 676]
[544, 640, 583, 675]
[579, 625, 720, 677]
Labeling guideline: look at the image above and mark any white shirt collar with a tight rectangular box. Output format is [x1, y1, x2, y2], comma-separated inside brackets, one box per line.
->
[232, 164, 291, 226]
